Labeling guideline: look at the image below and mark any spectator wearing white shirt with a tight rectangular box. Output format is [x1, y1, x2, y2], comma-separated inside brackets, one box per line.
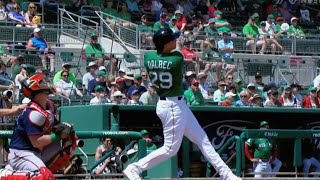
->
[83, 62, 98, 94]
[197, 72, 211, 99]
[55, 70, 83, 98]
[90, 85, 111, 105]
[139, 83, 159, 105]
[213, 80, 226, 104]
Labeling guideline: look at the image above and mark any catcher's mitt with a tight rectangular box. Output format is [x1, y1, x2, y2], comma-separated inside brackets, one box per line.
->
[52, 122, 75, 139]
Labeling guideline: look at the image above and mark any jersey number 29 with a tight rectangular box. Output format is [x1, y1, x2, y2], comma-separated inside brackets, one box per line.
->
[149, 71, 172, 89]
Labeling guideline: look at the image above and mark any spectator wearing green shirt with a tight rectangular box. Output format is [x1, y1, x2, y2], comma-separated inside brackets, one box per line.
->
[11, 56, 36, 80]
[214, 10, 232, 33]
[184, 79, 205, 106]
[133, 130, 157, 151]
[103, 0, 119, 30]
[153, 12, 171, 32]
[242, 16, 266, 54]
[53, 62, 76, 84]
[85, 32, 118, 76]
[203, 18, 217, 54]
[288, 17, 305, 39]
[116, 3, 131, 26]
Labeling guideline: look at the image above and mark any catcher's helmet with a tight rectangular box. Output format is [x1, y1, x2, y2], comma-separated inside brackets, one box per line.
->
[153, 28, 180, 53]
[22, 74, 56, 98]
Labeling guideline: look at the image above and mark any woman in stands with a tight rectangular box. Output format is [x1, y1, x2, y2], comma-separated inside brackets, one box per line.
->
[8, 4, 24, 25]
[54, 70, 83, 98]
[24, 3, 39, 27]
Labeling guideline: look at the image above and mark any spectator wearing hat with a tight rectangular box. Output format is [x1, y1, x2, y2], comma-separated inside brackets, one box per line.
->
[88, 70, 107, 96]
[198, 72, 211, 99]
[128, 89, 142, 105]
[139, 83, 159, 105]
[132, 130, 157, 152]
[234, 79, 244, 99]
[26, 28, 55, 73]
[53, 62, 76, 84]
[213, 80, 226, 104]
[110, 77, 125, 100]
[302, 87, 320, 108]
[111, 90, 126, 104]
[184, 79, 204, 106]
[203, 18, 217, 53]
[265, 89, 282, 107]
[220, 92, 236, 106]
[251, 94, 263, 107]
[288, 17, 304, 39]
[254, 73, 264, 92]
[246, 83, 256, 98]
[174, 10, 187, 31]
[123, 72, 134, 95]
[85, 32, 118, 75]
[183, 71, 196, 91]
[153, 12, 171, 32]
[83, 62, 98, 94]
[291, 82, 302, 107]
[55, 70, 83, 98]
[242, 16, 266, 54]
[275, 16, 285, 33]
[127, 74, 147, 99]
[90, 85, 111, 105]
[214, 10, 232, 33]
[278, 85, 296, 107]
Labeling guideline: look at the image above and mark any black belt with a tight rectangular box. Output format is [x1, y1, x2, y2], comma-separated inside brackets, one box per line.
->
[160, 96, 182, 100]
[260, 159, 270, 162]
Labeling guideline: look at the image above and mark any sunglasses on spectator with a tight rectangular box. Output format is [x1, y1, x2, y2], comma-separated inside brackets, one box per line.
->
[62, 74, 69, 77]
[14, 7, 20, 10]
[115, 96, 122, 98]
[141, 74, 147, 77]
[29, 6, 35, 8]
[240, 95, 247, 98]
[227, 77, 233, 80]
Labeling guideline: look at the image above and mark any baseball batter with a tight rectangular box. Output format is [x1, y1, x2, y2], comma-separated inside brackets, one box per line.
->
[123, 28, 242, 180]
[4, 74, 76, 179]
[245, 121, 275, 177]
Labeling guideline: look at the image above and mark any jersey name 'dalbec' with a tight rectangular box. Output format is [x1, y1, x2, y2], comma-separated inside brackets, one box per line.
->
[144, 51, 184, 97]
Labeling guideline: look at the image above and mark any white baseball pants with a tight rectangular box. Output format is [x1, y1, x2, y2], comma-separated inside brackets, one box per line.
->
[130, 96, 233, 179]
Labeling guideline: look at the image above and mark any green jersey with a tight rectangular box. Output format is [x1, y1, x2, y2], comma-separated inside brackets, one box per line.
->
[144, 51, 184, 97]
[246, 138, 273, 159]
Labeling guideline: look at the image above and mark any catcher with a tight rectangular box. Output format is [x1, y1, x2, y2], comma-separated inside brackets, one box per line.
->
[2, 74, 78, 180]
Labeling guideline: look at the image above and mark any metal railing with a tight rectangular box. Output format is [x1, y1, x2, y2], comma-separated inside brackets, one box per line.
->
[59, 8, 99, 44]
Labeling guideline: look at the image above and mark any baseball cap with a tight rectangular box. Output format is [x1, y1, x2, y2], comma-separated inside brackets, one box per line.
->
[33, 28, 41, 33]
[99, 66, 106, 71]
[95, 85, 105, 92]
[171, 15, 177, 20]
[62, 62, 71, 68]
[174, 10, 182, 15]
[308, 86, 317, 92]
[124, 72, 134, 80]
[255, 73, 262, 78]
[252, 13, 259, 18]
[131, 89, 140, 95]
[247, 83, 255, 88]
[140, 129, 149, 135]
[185, 71, 195, 77]
[134, 74, 142, 79]
[191, 79, 199, 86]
[260, 121, 269, 127]
[225, 92, 236, 97]
[214, 10, 223, 15]
[260, 21, 266, 26]
[112, 90, 124, 97]
[20, 64, 28, 69]
[276, 16, 284, 21]
[284, 85, 291, 90]
[252, 94, 262, 100]
[234, 79, 242, 84]
[86, 62, 98, 71]
[148, 82, 155, 88]
[89, 32, 97, 38]
[270, 89, 279, 95]
[96, 70, 106, 77]
[267, 14, 275, 20]
[160, 12, 167, 19]
[208, 18, 215, 24]
[218, 81, 227, 86]
[118, 68, 126, 73]
[291, 17, 298, 23]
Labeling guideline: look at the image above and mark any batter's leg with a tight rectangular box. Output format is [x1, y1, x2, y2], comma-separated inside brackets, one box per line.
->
[183, 106, 241, 180]
[8, 149, 46, 172]
[124, 100, 187, 179]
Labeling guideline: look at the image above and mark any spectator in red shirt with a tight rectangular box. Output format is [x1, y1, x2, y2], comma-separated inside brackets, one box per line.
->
[174, 10, 187, 31]
[221, 92, 236, 106]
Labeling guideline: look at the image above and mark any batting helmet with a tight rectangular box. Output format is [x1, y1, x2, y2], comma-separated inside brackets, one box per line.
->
[153, 28, 180, 53]
[22, 74, 56, 98]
